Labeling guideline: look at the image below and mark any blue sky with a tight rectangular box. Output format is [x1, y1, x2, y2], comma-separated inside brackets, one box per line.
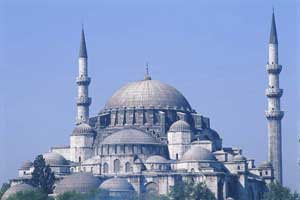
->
[0, 0, 299, 191]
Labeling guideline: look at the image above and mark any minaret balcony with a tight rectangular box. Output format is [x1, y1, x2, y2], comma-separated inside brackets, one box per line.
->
[77, 97, 92, 106]
[265, 88, 283, 98]
[266, 64, 282, 74]
[76, 77, 91, 85]
[265, 110, 284, 120]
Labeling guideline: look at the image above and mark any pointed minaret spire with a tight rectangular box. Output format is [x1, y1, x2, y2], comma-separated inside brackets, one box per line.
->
[79, 27, 88, 58]
[266, 10, 284, 184]
[144, 62, 152, 80]
[269, 10, 278, 44]
[76, 26, 91, 124]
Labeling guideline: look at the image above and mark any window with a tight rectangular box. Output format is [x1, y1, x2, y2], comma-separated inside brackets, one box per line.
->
[83, 167, 86, 172]
[91, 167, 93, 173]
[237, 166, 241, 170]
[265, 171, 268, 175]
[78, 156, 81, 163]
[260, 172, 262, 176]
[114, 159, 120, 173]
[103, 163, 109, 173]
[125, 162, 132, 173]
[176, 154, 179, 160]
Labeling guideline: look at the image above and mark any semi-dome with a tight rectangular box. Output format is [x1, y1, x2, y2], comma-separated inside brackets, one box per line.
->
[1, 183, 35, 200]
[100, 177, 135, 192]
[104, 79, 191, 111]
[19, 160, 33, 170]
[181, 144, 216, 161]
[101, 129, 161, 145]
[54, 172, 101, 194]
[258, 161, 273, 169]
[169, 120, 191, 132]
[146, 155, 169, 163]
[72, 123, 95, 136]
[233, 154, 247, 161]
[43, 152, 68, 166]
[199, 128, 220, 140]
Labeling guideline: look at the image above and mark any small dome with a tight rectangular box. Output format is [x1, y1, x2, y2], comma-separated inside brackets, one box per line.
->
[19, 160, 33, 170]
[102, 129, 160, 145]
[72, 123, 95, 136]
[54, 172, 101, 194]
[169, 120, 191, 132]
[43, 152, 68, 166]
[199, 128, 220, 140]
[181, 144, 216, 161]
[104, 79, 191, 111]
[100, 178, 135, 192]
[146, 155, 169, 163]
[258, 161, 273, 169]
[1, 184, 35, 200]
[233, 155, 247, 161]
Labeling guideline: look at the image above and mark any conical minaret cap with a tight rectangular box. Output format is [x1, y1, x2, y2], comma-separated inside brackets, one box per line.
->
[269, 11, 278, 44]
[79, 28, 88, 58]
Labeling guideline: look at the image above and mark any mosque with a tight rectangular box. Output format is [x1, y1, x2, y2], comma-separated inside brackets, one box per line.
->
[2, 12, 284, 200]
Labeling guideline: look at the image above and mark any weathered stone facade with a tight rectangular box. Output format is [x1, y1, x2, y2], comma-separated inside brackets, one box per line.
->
[5, 12, 285, 200]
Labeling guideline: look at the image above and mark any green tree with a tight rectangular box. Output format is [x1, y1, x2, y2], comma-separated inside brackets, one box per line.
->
[56, 191, 87, 200]
[7, 189, 53, 200]
[168, 180, 216, 200]
[263, 182, 300, 200]
[0, 182, 10, 199]
[31, 154, 55, 194]
[192, 182, 216, 200]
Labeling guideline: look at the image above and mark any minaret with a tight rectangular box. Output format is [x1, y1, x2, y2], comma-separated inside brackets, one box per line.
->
[265, 11, 284, 184]
[76, 27, 91, 124]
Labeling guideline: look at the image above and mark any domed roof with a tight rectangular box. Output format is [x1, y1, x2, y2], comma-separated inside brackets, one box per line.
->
[146, 155, 169, 163]
[104, 79, 191, 111]
[102, 129, 161, 145]
[258, 161, 273, 169]
[72, 123, 95, 136]
[43, 152, 68, 166]
[19, 160, 33, 170]
[54, 172, 101, 194]
[200, 128, 220, 140]
[100, 177, 135, 192]
[1, 184, 35, 200]
[233, 154, 247, 161]
[181, 144, 216, 161]
[169, 120, 191, 132]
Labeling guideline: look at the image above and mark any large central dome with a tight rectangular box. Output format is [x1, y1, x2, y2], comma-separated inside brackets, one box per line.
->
[104, 79, 191, 111]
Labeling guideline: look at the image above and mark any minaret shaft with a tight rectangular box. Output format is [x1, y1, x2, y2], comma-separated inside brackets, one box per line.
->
[76, 29, 91, 124]
[265, 12, 283, 184]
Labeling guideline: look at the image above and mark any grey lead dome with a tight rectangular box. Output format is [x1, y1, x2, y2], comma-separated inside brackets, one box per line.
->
[1, 184, 35, 200]
[54, 172, 100, 194]
[102, 129, 161, 145]
[104, 79, 191, 111]
[72, 123, 95, 136]
[43, 152, 68, 166]
[100, 177, 135, 192]
[181, 144, 216, 161]
[169, 120, 191, 132]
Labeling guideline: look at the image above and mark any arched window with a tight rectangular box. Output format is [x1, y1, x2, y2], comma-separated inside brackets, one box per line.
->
[125, 162, 132, 173]
[237, 166, 241, 170]
[114, 159, 120, 173]
[103, 163, 109, 173]
[78, 156, 81, 163]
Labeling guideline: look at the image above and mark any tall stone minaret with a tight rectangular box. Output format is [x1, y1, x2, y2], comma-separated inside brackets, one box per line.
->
[265, 11, 284, 184]
[76, 28, 91, 124]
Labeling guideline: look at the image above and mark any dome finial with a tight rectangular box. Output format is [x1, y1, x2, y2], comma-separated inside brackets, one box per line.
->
[144, 62, 152, 80]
